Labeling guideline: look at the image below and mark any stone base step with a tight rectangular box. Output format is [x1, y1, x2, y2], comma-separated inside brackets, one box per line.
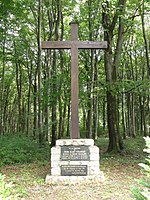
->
[45, 171, 105, 185]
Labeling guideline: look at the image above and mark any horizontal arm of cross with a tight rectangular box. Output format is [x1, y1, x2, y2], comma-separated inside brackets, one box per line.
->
[41, 41, 107, 49]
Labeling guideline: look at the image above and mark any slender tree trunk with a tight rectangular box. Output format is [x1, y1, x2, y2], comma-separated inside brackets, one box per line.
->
[93, 55, 99, 140]
[3, 85, 9, 133]
[58, 96, 63, 139]
[86, 50, 94, 138]
[45, 55, 50, 141]
[37, 0, 43, 145]
[140, 1, 150, 135]
[121, 62, 127, 139]
[15, 59, 22, 133]
[85, 0, 95, 139]
[61, 101, 67, 138]
[140, 1, 150, 79]
[58, 49, 64, 139]
[122, 93, 127, 139]
[102, 97, 106, 132]
[50, 0, 62, 146]
[82, 104, 86, 134]
[51, 51, 57, 146]
[26, 62, 32, 136]
[66, 102, 70, 137]
[0, 40, 5, 135]
[33, 72, 37, 139]
[131, 94, 136, 137]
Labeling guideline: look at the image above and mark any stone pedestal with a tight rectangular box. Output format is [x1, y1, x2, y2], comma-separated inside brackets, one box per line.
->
[45, 139, 105, 184]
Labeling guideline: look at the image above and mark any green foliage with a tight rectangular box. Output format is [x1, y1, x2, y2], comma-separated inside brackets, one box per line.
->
[0, 173, 14, 199]
[0, 135, 49, 167]
[107, 79, 150, 96]
[125, 137, 145, 156]
[132, 137, 150, 200]
[0, 173, 27, 199]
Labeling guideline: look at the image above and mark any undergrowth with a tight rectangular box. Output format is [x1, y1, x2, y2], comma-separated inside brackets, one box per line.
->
[0, 134, 145, 167]
[0, 134, 49, 167]
[96, 136, 145, 164]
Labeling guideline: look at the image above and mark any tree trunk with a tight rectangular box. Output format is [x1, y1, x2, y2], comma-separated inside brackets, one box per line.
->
[140, 1, 150, 79]
[26, 62, 32, 136]
[0, 39, 5, 135]
[58, 95, 63, 139]
[102, 97, 106, 132]
[50, 0, 62, 146]
[15, 59, 22, 133]
[61, 101, 67, 138]
[37, 0, 43, 145]
[140, 1, 150, 136]
[93, 54, 99, 140]
[58, 49, 64, 139]
[51, 51, 57, 147]
[102, 0, 126, 153]
[66, 102, 70, 137]
[33, 71, 37, 139]
[122, 93, 127, 139]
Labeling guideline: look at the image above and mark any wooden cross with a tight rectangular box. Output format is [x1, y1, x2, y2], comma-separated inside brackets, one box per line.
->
[41, 22, 107, 139]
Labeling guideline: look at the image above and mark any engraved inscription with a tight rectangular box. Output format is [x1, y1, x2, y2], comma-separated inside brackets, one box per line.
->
[61, 165, 87, 176]
[61, 145, 90, 161]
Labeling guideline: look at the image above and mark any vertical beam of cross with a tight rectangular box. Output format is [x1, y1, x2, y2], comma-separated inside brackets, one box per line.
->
[70, 23, 80, 139]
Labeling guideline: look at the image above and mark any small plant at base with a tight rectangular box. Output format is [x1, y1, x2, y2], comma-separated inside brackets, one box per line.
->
[132, 136, 150, 200]
[0, 173, 13, 199]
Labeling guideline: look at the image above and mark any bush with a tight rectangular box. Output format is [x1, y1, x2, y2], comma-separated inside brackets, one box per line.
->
[0, 135, 49, 166]
[132, 137, 150, 200]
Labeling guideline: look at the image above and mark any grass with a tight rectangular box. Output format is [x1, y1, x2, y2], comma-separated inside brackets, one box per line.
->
[0, 134, 146, 200]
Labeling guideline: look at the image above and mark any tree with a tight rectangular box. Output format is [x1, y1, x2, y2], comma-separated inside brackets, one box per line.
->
[102, 0, 126, 152]
[0, 0, 149, 153]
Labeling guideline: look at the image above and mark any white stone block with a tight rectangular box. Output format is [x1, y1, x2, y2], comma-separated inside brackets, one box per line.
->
[89, 145, 99, 154]
[89, 166, 100, 175]
[51, 146, 60, 154]
[60, 161, 90, 166]
[89, 146, 99, 161]
[90, 153, 99, 161]
[51, 161, 59, 168]
[51, 167, 61, 176]
[51, 146, 60, 161]
[51, 154, 60, 161]
[89, 160, 99, 168]
[56, 139, 94, 146]
[45, 173, 105, 184]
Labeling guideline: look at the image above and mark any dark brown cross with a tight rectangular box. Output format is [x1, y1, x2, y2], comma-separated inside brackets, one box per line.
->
[41, 22, 107, 139]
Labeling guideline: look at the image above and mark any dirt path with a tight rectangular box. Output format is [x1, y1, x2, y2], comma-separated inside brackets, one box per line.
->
[0, 160, 142, 200]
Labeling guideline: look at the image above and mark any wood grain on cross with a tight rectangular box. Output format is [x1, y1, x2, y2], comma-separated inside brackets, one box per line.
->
[41, 22, 107, 139]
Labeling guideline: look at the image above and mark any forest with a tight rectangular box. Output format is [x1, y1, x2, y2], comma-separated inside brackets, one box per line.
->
[0, 0, 150, 151]
[0, 0, 150, 199]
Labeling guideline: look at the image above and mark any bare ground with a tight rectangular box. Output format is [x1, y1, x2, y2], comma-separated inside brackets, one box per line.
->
[0, 158, 143, 200]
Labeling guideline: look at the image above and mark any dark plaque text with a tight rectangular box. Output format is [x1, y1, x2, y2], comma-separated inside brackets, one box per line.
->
[61, 165, 87, 176]
[61, 145, 90, 161]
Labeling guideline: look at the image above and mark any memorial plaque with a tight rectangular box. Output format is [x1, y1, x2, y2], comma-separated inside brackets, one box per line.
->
[61, 165, 87, 176]
[61, 145, 90, 161]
